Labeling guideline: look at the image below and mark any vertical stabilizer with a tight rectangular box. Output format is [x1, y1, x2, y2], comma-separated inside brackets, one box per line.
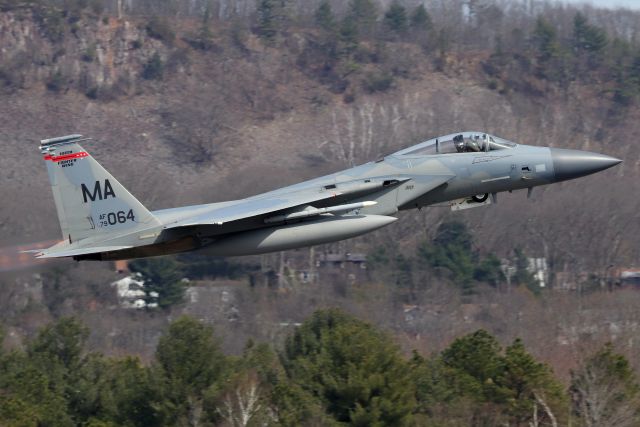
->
[40, 135, 160, 243]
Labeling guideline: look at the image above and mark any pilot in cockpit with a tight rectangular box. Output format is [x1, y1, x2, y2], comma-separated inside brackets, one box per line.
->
[465, 136, 481, 152]
[454, 134, 481, 152]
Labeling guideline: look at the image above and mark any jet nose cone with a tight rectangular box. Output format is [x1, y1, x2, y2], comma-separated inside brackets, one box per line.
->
[550, 148, 622, 182]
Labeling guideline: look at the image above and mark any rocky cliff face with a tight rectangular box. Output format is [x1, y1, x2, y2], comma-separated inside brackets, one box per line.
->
[0, 11, 167, 91]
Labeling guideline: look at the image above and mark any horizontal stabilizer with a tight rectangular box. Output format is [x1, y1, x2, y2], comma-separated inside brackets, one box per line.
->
[37, 245, 133, 259]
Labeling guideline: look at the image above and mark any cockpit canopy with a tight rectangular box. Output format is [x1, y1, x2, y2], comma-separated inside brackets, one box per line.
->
[393, 132, 517, 156]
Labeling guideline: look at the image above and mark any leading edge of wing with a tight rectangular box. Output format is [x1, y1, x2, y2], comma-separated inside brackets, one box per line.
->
[164, 189, 343, 229]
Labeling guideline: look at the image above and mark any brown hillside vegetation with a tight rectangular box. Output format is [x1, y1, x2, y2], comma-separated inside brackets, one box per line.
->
[0, 1, 640, 425]
[0, 1, 637, 270]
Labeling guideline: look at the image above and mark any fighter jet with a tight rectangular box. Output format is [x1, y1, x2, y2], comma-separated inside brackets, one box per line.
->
[32, 132, 621, 261]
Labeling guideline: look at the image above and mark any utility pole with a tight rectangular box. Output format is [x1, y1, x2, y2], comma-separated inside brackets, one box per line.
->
[309, 245, 315, 284]
[278, 251, 285, 290]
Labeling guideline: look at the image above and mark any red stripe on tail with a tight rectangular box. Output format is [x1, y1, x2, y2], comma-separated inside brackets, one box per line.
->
[43, 152, 89, 162]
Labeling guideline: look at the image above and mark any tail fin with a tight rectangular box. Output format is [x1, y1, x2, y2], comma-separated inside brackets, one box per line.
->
[40, 135, 160, 243]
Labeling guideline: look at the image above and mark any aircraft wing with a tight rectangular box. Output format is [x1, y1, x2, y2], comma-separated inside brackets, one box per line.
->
[164, 174, 453, 229]
[164, 187, 346, 228]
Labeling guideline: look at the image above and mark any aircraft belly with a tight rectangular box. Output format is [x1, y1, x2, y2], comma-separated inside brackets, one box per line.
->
[200, 215, 397, 256]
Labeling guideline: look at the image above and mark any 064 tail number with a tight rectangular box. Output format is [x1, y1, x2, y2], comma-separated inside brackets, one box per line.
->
[98, 209, 135, 227]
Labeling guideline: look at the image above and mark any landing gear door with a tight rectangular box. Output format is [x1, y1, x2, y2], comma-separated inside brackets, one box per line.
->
[450, 194, 492, 211]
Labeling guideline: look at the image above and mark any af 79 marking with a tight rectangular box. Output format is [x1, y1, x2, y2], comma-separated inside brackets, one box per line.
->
[98, 210, 135, 228]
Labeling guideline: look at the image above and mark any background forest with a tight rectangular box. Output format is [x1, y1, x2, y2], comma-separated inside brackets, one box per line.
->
[1, 0, 640, 425]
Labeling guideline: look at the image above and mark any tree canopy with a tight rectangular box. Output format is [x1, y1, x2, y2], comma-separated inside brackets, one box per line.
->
[0, 314, 635, 426]
[284, 309, 416, 426]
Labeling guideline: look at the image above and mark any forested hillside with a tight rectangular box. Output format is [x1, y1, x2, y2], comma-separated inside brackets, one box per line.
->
[1, 0, 640, 425]
[3, 310, 640, 426]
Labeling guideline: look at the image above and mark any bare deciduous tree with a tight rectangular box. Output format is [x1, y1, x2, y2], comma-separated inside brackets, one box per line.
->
[218, 371, 274, 427]
[571, 345, 640, 427]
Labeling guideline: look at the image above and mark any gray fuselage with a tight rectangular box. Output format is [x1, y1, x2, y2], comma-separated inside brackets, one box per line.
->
[43, 132, 618, 261]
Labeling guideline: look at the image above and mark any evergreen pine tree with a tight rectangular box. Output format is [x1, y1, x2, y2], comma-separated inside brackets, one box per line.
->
[314, 0, 335, 31]
[533, 16, 559, 62]
[284, 309, 415, 426]
[339, 14, 359, 54]
[257, 0, 277, 42]
[348, 0, 377, 36]
[410, 4, 432, 32]
[441, 329, 509, 402]
[573, 12, 607, 54]
[501, 339, 567, 425]
[129, 256, 185, 309]
[384, 1, 408, 34]
[155, 316, 228, 425]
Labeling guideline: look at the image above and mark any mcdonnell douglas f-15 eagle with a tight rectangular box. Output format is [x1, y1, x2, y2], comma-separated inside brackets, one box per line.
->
[31, 132, 621, 261]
